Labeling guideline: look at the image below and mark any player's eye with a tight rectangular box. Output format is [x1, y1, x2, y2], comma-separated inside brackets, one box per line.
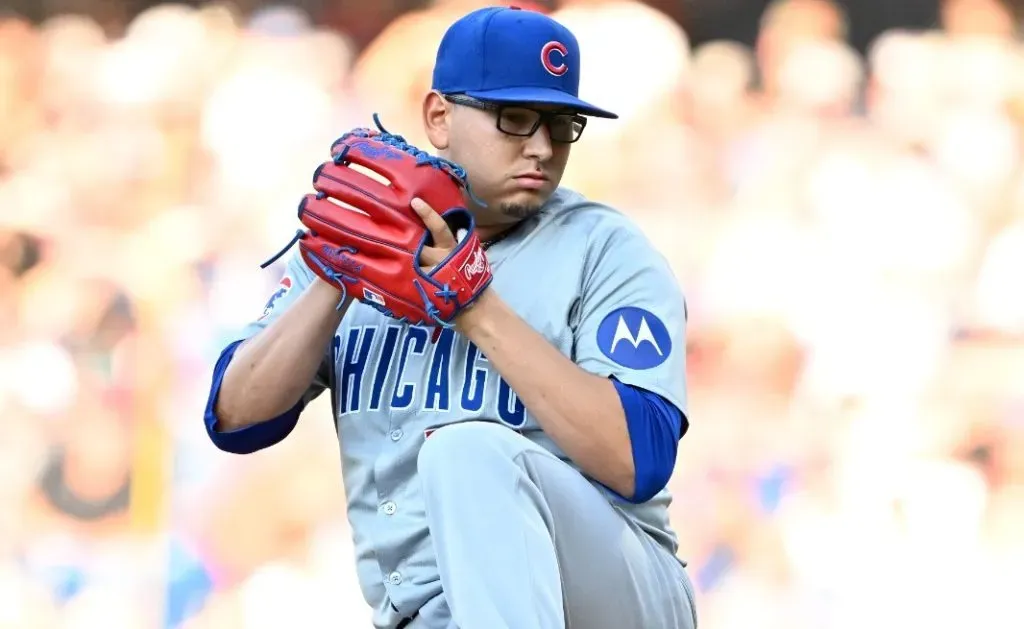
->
[499, 108, 541, 135]
[547, 115, 584, 142]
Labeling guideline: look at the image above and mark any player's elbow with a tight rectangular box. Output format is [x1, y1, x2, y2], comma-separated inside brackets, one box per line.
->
[627, 456, 674, 504]
[613, 379, 685, 504]
[205, 387, 303, 455]
[616, 445, 678, 504]
[602, 453, 668, 505]
[204, 340, 302, 454]
[602, 459, 637, 503]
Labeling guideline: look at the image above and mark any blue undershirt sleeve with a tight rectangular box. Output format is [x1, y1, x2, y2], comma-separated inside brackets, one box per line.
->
[204, 339, 303, 454]
[611, 378, 689, 504]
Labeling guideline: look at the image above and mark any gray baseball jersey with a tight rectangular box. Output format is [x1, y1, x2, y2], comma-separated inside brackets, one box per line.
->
[236, 186, 692, 628]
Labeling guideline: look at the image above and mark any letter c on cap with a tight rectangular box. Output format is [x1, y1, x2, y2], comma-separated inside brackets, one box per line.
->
[541, 41, 568, 77]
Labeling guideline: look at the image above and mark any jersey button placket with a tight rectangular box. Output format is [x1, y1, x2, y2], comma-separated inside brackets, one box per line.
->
[387, 571, 403, 585]
[380, 500, 397, 516]
[389, 429, 403, 441]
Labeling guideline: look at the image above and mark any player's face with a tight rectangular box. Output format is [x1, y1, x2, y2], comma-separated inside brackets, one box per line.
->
[424, 93, 574, 228]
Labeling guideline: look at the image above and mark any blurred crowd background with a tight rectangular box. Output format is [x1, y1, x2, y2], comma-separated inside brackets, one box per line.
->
[2, 0, 1024, 627]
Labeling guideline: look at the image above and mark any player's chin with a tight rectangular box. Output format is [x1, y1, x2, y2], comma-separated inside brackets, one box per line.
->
[495, 193, 546, 219]
[501, 186, 552, 208]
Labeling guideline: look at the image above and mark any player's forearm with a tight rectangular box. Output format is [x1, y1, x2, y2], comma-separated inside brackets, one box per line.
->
[215, 279, 351, 431]
[456, 290, 636, 497]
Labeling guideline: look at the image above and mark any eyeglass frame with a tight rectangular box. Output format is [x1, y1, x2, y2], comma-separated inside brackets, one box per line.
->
[442, 93, 589, 144]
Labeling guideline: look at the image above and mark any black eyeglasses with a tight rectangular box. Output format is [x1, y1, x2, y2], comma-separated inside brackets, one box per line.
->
[443, 94, 588, 144]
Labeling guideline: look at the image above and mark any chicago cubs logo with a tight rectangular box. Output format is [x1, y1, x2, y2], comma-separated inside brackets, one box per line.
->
[596, 307, 672, 370]
[541, 41, 568, 77]
[259, 276, 293, 320]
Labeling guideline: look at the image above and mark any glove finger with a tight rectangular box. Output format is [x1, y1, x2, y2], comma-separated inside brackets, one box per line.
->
[333, 135, 470, 217]
[314, 230, 420, 290]
[328, 226, 422, 264]
[299, 193, 383, 247]
[334, 136, 424, 198]
[311, 160, 416, 229]
[299, 193, 422, 253]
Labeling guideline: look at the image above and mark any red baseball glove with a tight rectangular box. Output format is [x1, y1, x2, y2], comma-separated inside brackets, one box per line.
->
[262, 116, 493, 328]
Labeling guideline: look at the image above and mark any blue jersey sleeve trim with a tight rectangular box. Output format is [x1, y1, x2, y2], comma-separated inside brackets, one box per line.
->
[611, 378, 687, 504]
[204, 339, 302, 454]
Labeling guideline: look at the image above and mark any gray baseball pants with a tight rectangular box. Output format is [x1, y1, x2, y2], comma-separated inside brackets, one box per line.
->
[408, 421, 698, 629]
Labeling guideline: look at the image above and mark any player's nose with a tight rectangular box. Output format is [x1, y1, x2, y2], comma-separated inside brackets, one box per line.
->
[522, 124, 554, 162]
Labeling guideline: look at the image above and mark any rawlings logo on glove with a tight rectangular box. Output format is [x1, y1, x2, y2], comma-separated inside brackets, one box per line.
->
[462, 248, 489, 281]
[261, 115, 493, 328]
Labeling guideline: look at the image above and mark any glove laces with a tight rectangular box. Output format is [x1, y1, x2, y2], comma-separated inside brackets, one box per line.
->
[413, 279, 459, 329]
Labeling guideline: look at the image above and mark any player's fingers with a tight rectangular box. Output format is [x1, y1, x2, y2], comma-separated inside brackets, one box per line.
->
[419, 245, 447, 268]
[411, 198, 457, 249]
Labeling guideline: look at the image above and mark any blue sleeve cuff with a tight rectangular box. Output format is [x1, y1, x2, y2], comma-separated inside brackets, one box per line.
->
[204, 339, 302, 454]
[611, 378, 687, 504]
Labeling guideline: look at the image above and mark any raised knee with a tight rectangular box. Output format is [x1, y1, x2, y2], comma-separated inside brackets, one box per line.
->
[417, 421, 515, 478]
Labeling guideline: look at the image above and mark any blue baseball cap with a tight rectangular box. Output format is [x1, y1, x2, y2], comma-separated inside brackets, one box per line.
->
[431, 6, 618, 119]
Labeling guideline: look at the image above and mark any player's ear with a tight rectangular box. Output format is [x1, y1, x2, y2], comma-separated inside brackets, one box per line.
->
[422, 90, 451, 151]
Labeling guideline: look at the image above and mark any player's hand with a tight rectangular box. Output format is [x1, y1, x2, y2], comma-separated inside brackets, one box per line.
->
[411, 197, 458, 271]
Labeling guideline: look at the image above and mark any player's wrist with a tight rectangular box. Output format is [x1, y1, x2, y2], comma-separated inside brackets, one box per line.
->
[454, 287, 499, 336]
[310, 277, 353, 311]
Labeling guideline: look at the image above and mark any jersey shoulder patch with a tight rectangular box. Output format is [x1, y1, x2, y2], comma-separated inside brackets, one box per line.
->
[596, 307, 672, 369]
[259, 275, 293, 320]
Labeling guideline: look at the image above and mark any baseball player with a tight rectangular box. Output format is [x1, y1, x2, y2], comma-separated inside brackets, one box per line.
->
[204, 6, 697, 629]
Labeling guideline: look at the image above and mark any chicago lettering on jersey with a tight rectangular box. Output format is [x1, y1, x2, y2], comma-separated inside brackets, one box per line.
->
[331, 325, 526, 427]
